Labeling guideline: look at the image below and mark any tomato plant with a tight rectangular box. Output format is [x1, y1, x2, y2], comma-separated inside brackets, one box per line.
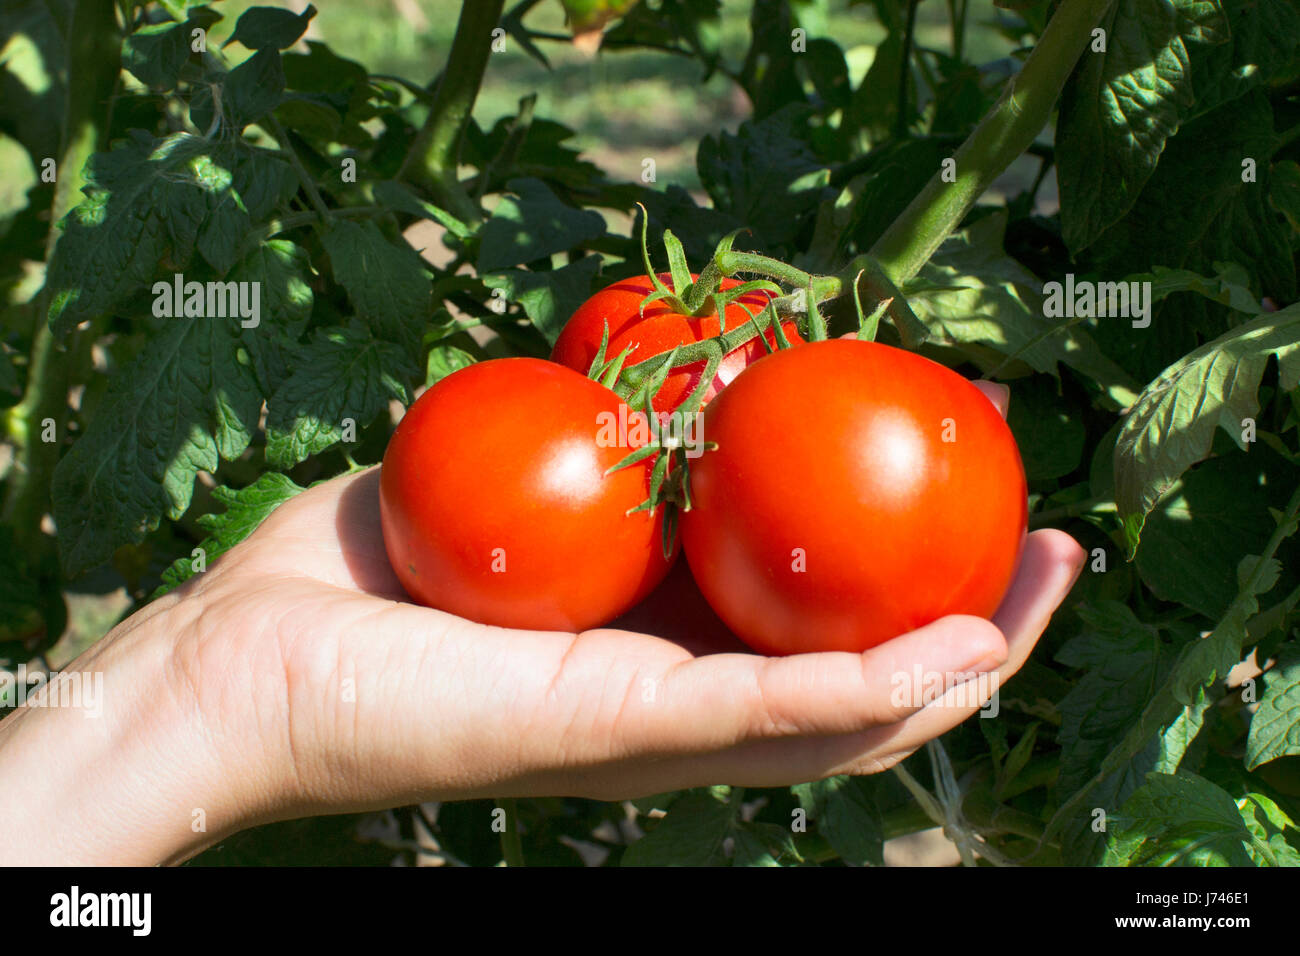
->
[379, 358, 673, 631]
[680, 340, 1027, 655]
[551, 273, 799, 413]
[6, 0, 1299, 869]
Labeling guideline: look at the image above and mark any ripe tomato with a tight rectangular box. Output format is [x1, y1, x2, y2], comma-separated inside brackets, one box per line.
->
[379, 358, 674, 632]
[680, 340, 1027, 656]
[550, 273, 801, 414]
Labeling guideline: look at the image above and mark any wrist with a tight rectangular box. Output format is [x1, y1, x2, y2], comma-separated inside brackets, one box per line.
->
[0, 598, 276, 865]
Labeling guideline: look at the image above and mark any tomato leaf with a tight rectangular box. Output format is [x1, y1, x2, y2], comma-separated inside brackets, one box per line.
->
[46, 132, 224, 334]
[265, 322, 417, 470]
[1246, 642, 1300, 770]
[482, 257, 602, 347]
[697, 104, 830, 251]
[1102, 772, 1257, 866]
[476, 178, 605, 273]
[1113, 303, 1300, 555]
[154, 473, 307, 596]
[1240, 793, 1300, 866]
[223, 49, 286, 130]
[792, 775, 885, 866]
[51, 311, 264, 578]
[904, 214, 1140, 407]
[1056, 0, 1229, 253]
[621, 790, 736, 866]
[224, 4, 317, 51]
[121, 19, 195, 91]
[321, 219, 431, 348]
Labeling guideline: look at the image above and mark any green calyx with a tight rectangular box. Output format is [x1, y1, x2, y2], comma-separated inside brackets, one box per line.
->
[635, 203, 780, 320]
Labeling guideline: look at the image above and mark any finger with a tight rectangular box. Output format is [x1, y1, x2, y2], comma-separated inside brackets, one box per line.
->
[972, 380, 1010, 418]
[830, 529, 1086, 764]
[643, 614, 1005, 742]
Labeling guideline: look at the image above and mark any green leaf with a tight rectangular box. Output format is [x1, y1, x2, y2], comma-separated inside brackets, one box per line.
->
[197, 187, 250, 276]
[1055, 601, 1224, 864]
[426, 342, 477, 388]
[224, 48, 286, 129]
[265, 322, 416, 470]
[1188, 0, 1300, 117]
[602, 0, 723, 74]
[1005, 376, 1086, 481]
[1125, 263, 1261, 316]
[481, 257, 602, 346]
[905, 214, 1141, 407]
[51, 306, 265, 577]
[1059, 562, 1277, 861]
[1056, 602, 1169, 796]
[1086, 92, 1294, 319]
[1103, 772, 1257, 866]
[233, 147, 298, 222]
[373, 180, 472, 240]
[1114, 303, 1300, 554]
[155, 473, 306, 595]
[225, 3, 317, 51]
[320, 219, 431, 346]
[731, 822, 801, 867]
[46, 132, 221, 333]
[1246, 642, 1300, 770]
[792, 775, 884, 866]
[476, 178, 605, 273]
[230, 239, 315, 396]
[621, 790, 736, 866]
[1240, 792, 1300, 866]
[696, 104, 830, 250]
[998, 723, 1042, 800]
[1056, 0, 1229, 252]
[1272, 160, 1300, 234]
[1134, 452, 1294, 618]
[121, 20, 193, 91]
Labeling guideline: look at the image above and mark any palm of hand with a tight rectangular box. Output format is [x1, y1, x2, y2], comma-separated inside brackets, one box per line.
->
[151, 458, 1082, 819]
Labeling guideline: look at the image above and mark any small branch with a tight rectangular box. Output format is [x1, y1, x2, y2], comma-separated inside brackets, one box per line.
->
[1030, 496, 1116, 528]
[895, 0, 919, 139]
[2, 0, 120, 554]
[265, 115, 330, 220]
[861, 0, 1117, 286]
[398, 0, 506, 224]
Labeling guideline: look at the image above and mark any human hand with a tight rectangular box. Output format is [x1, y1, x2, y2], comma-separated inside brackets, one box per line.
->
[0, 382, 1083, 865]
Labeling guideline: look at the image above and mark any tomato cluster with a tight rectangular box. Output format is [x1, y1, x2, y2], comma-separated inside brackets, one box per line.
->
[380, 276, 1028, 654]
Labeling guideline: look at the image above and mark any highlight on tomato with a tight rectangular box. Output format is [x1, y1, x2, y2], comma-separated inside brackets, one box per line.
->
[379, 357, 674, 632]
[679, 338, 1028, 656]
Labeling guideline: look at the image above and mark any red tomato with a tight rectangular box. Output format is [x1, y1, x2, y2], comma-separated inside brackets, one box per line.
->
[550, 273, 801, 414]
[680, 340, 1027, 656]
[379, 358, 674, 632]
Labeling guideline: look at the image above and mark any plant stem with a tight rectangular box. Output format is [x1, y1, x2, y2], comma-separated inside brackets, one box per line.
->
[2, 0, 120, 554]
[1029, 496, 1117, 528]
[265, 116, 330, 220]
[896, 0, 919, 139]
[398, 0, 505, 224]
[499, 799, 525, 866]
[861, 0, 1116, 285]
